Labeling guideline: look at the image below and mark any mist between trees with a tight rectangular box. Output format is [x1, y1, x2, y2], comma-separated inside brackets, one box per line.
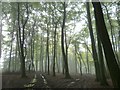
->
[1, 1, 120, 88]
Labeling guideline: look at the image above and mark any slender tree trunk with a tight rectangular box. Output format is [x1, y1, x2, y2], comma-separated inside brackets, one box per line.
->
[53, 23, 57, 76]
[32, 39, 35, 71]
[74, 43, 78, 73]
[30, 27, 35, 71]
[56, 58, 60, 73]
[86, 2, 100, 81]
[84, 42, 92, 55]
[86, 45, 89, 73]
[61, 2, 71, 79]
[8, 27, 14, 72]
[35, 35, 38, 71]
[65, 27, 71, 78]
[92, 2, 120, 88]
[45, 48, 47, 73]
[46, 23, 50, 75]
[17, 3, 26, 77]
[78, 51, 87, 73]
[40, 33, 44, 72]
[16, 20, 21, 72]
[56, 34, 60, 73]
[62, 59, 65, 74]
[78, 56, 82, 75]
[15, 41, 18, 72]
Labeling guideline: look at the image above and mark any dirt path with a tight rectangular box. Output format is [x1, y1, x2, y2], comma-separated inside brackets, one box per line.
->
[2, 72, 51, 89]
[32, 72, 50, 88]
[2, 72, 113, 88]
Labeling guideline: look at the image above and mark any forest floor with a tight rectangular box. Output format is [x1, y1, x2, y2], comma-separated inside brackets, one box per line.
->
[2, 71, 113, 89]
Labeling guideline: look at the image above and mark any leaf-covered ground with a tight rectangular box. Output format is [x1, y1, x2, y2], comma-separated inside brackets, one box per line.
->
[2, 71, 113, 89]
[42, 73, 113, 88]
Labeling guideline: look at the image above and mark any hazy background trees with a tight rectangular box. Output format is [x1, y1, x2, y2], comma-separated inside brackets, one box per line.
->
[1, 1, 120, 87]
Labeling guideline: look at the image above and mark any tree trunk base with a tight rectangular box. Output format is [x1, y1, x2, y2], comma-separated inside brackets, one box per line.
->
[65, 74, 72, 79]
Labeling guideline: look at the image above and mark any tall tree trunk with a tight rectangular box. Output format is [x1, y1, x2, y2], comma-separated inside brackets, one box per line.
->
[86, 44, 89, 73]
[57, 33, 61, 73]
[16, 19, 21, 72]
[53, 23, 57, 76]
[17, 3, 29, 77]
[35, 46, 38, 71]
[8, 26, 14, 72]
[65, 26, 70, 77]
[40, 33, 44, 72]
[61, 2, 71, 79]
[56, 57, 60, 73]
[46, 25, 50, 75]
[92, 2, 120, 88]
[18, 3, 25, 77]
[102, 4, 116, 51]
[31, 22, 35, 71]
[77, 51, 87, 73]
[45, 49, 47, 73]
[74, 43, 78, 73]
[86, 2, 100, 81]
[31, 39, 34, 71]
[78, 55, 82, 75]
[102, 4, 119, 62]
[96, 25, 108, 85]
[35, 33, 38, 71]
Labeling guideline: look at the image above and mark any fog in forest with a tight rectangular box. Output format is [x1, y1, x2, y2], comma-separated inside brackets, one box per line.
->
[1, 1, 120, 89]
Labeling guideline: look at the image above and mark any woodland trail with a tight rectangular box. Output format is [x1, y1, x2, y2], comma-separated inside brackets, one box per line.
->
[2, 71, 113, 89]
[32, 72, 51, 88]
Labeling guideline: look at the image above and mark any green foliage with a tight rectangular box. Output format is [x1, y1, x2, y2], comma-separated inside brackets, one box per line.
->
[2, 2, 120, 76]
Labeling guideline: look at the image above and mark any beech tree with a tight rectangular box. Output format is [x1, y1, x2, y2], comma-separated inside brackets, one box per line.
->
[17, 3, 29, 77]
[61, 2, 71, 79]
